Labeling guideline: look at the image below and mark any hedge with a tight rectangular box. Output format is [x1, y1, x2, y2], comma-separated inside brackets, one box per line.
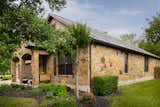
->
[92, 76, 118, 96]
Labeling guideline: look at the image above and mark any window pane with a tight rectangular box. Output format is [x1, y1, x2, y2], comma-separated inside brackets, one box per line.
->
[58, 56, 73, 75]
[124, 53, 128, 73]
[144, 56, 149, 72]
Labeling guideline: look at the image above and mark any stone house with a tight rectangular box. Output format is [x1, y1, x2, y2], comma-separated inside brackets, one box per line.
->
[11, 14, 160, 91]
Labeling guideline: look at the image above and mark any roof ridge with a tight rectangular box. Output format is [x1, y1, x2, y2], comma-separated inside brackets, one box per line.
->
[49, 13, 74, 25]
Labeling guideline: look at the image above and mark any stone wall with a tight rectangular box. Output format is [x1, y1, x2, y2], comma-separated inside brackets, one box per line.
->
[50, 46, 90, 90]
[50, 19, 68, 30]
[91, 43, 160, 81]
[32, 50, 39, 86]
[11, 60, 17, 82]
[78, 47, 90, 86]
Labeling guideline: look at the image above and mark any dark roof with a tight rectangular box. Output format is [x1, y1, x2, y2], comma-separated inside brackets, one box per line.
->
[48, 14, 160, 59]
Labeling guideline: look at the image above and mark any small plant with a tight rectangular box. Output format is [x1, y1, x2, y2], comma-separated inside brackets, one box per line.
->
[11, 84, 25, 90]
[38, 83, 54, 92]
[45, 91, 53, 99]
[80, 93, 96, 104]
[52, 84, 67, 97]
[29, 88, 42, 96]
[92, 76, 118, 96]
[0, 84, 12, 91]
[52, 96, 76, 107]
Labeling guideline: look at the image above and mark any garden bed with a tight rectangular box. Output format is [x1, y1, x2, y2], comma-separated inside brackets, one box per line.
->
[0, 83, 76, 107]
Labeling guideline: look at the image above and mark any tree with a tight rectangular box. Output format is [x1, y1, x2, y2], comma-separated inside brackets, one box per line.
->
[145, 13, 160, 43]
[120, 33, 139, 46]
[0, 0, 66, 72]
[139, 13, 160, 56]
[68, 23, 91, 99]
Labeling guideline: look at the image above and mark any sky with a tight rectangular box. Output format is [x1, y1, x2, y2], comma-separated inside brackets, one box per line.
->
[44, 0, 160, 38]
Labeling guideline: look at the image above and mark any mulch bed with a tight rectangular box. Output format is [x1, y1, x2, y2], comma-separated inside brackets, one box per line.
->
[78, 96, 109, 107]
[0, 85, 121, 107]
[78, 91, 122, 107]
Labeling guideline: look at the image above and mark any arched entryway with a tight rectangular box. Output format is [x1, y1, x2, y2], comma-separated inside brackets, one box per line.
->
[21, 54, 32, 81]
[12, 57, 20, 82]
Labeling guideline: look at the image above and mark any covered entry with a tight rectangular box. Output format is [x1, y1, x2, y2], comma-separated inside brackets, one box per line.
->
[39, 55, 51, 82]
[11, 48, 54, 86]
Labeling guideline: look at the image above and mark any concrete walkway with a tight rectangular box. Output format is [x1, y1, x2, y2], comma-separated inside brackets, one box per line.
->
[0, 80, 12, 85]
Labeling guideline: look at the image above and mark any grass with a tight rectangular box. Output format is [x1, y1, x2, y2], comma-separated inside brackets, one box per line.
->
[0, 96, 39, 107]
[110, 80, 160, 107]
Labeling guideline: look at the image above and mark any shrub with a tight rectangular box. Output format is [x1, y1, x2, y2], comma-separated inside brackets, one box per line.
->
[52, 84, 67, 97]
[33, 83, 67, 97]
[0, 84, 12, 91]
[52, 96, 76, 107]
[92, 76, 118, 96]
[29, 88, 43, 95]
[38, 83, 54, 92]
[11, 84, 25, 90]
[1, 75, 11, 80]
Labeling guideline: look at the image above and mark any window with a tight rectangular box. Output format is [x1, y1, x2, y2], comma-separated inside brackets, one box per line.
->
[124, 53, 128, 73]
[58, 56, 73, 75]
[144, 56, 149, 72]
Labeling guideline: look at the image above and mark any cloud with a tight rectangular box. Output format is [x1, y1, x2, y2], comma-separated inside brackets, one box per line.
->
[43, 0, 143, 38]
[54, 0, 100, 22]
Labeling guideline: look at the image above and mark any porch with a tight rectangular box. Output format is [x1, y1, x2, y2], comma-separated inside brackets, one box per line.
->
[11, 50, 54, 86]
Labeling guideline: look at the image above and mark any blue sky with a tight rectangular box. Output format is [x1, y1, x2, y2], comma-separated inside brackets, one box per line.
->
[45, 0, 160, 38]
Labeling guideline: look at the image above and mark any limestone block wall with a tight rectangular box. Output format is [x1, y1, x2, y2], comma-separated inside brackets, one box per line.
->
[51, 47, 90, 87]
[91, 44, 124, 78]
[78, 47, 90, 86]
[50, 19, 68, 30]
[46, 55, 54, 82]
[91, 43, 160, 81]
[52, 75, 75, 86]
[32, 50, 39, 86]
[50, 56, 75, 86]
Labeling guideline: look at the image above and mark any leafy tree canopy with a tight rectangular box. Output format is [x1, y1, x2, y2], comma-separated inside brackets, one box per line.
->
[139, 13, 160, 56]
[69, 23, 91, 48]
[0, 0, 91, 73]
[145, 13, 160, 43]
[0, 0, 66, 72]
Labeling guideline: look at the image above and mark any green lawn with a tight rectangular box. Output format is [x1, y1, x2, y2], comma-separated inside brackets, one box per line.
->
[0, 96, 39, 107]
[110, 80, 160, 107]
